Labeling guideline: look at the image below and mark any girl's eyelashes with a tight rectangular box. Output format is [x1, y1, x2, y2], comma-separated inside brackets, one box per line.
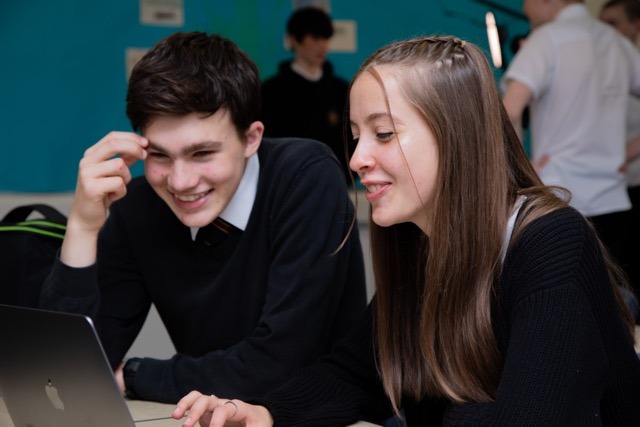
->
[377, 132, 394, 141]
[348, 131, 393, 148]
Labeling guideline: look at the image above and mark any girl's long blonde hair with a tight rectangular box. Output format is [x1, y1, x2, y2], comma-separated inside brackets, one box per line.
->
[351, 35, 634, 414]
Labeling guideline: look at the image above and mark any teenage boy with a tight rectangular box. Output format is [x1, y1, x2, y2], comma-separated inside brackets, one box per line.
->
[39, 32, 367, 404]
[261, 7, 351, 181]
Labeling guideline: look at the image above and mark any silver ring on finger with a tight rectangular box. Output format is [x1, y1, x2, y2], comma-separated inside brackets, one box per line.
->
[224, 400, 238, 420]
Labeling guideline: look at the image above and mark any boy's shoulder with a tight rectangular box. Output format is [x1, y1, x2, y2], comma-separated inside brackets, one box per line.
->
[259, 137, 336, 166]
[257, 137, 347, 194]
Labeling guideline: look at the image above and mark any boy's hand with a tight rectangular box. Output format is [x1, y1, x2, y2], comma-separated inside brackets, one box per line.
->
[61, 132, 148, 267]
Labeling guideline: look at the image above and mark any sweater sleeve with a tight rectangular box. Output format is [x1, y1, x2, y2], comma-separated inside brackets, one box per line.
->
[40, 204, 152, 371]
[256, 303, 394, 426]
[444, 208, 640, 425]
[134, 148, 367, 402]
[39, 255, 101, 319]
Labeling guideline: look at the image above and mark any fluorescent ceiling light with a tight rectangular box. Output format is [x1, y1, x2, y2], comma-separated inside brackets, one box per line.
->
[486, 11, 503, 68]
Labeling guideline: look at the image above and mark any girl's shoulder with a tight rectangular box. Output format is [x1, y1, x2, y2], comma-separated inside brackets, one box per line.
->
[502, 206, 605, 301]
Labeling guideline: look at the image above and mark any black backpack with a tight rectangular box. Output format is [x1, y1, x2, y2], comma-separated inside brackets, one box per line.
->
[0, 204, 67, 307]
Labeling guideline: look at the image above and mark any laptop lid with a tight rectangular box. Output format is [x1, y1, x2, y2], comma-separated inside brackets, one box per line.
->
[0, 304, 135, 427]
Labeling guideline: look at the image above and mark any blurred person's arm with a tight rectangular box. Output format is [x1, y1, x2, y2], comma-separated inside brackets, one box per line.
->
[627, 134, 640, 163]
[503, 80, 532, 143]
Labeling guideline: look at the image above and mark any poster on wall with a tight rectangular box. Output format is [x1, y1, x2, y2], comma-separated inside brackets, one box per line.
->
[330, 20, 357, 53]
[125, 48, 149, 81]
[140, 0, 184, 27]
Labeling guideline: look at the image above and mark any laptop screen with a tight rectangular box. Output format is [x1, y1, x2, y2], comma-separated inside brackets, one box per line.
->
[0, 304, 136, 427]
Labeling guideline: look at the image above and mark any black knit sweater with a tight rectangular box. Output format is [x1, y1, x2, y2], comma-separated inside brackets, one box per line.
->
[260, 208, 640, 426]
[40, 138, 367, 404]
[261, 61, 351, 181]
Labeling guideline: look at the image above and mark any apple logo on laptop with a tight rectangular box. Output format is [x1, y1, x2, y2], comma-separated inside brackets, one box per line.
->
[45, 379, 65, 411]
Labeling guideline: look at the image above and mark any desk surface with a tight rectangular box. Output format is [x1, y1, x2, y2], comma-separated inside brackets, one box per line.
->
[2, 325, 638, 426]
[127, 400, 377, 426]
[0, 397, 379, 426]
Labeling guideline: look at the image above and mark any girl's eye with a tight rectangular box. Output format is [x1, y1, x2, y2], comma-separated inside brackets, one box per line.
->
[377, 132, 394, 141]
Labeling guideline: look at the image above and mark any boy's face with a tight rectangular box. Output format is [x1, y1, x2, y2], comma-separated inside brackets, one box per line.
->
[291, 34, 330, 70]
[143, 110, 262, 227]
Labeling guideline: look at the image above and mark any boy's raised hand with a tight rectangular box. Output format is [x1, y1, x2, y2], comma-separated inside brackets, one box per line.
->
[61, 132, 148, 267]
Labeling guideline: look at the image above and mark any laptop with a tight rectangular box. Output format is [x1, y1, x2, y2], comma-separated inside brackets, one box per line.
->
[0, 304, 136, 427]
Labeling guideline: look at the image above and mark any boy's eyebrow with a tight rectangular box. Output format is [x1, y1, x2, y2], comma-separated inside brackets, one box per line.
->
[147, 140, 222, 156]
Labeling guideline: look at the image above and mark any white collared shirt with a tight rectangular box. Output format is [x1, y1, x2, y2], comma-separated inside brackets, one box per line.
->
[503, 4, 640, 216]
[291, 61, 323, 82]
[190, 153, 260, 240]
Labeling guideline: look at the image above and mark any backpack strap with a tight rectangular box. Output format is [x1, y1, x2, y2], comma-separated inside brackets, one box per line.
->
[2, 204, 67, 225]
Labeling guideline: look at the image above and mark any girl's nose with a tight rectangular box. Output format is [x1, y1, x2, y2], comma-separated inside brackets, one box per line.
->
[349, 141, 374, 175]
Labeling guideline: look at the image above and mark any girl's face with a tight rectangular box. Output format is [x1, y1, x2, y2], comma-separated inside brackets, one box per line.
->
[349, 69, 439, 234]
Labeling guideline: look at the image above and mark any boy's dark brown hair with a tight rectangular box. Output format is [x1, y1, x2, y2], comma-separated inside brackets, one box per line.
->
[286, 7, 334, 43]
[126, 32, 261, 135]
[603, 0, 640, 21]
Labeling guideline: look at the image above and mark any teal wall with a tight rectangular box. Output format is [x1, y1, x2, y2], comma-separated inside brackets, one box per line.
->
[0, 0, 528, 191]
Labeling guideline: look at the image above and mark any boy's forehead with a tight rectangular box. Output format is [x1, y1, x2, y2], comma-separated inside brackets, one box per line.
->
[143, 110, 243, 153]
[147, 140, 223, 152]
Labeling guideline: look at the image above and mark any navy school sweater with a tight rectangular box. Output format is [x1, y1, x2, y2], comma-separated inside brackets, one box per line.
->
[40, 138, 367, 403]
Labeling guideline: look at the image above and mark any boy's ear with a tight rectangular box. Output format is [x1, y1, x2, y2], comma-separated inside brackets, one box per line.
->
[244, 121, 264, 158]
